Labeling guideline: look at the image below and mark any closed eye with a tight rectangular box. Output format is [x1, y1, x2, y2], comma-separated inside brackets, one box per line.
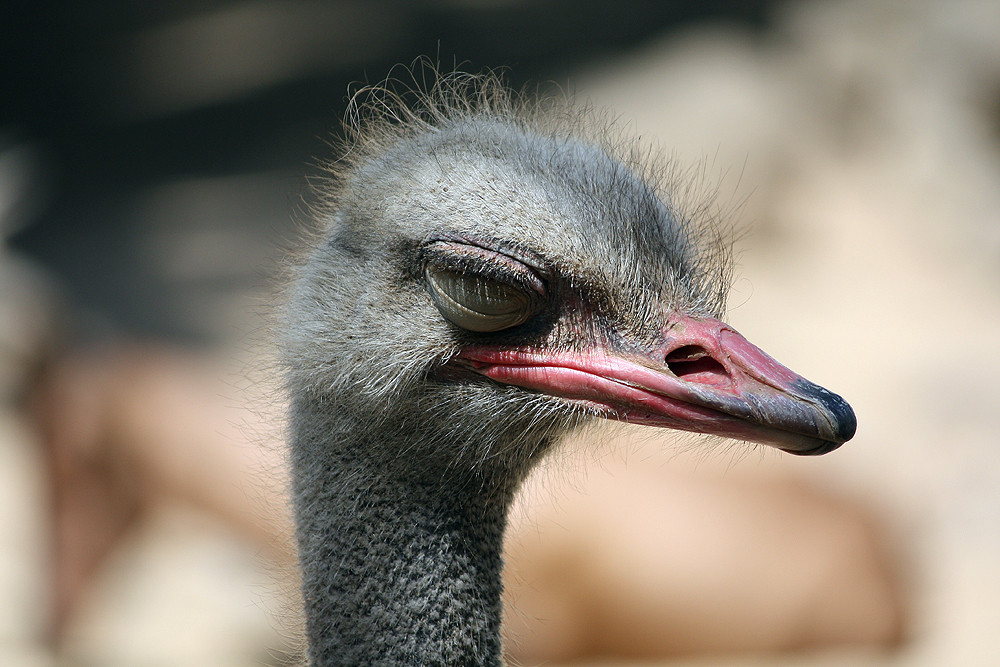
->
[423, 241, 545, 332]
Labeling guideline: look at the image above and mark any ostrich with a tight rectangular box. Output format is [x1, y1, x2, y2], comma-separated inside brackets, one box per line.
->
[282, 72, 856, 665]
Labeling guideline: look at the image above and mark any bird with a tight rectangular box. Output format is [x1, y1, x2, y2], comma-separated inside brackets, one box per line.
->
[280, 69, 857, 665]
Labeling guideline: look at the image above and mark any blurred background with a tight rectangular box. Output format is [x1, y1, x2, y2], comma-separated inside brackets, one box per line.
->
[2, 0, 999, 665]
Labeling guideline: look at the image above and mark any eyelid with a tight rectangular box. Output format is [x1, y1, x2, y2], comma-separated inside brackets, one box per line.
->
[423, 240, 547, 297]
[422, 240, 547, 333]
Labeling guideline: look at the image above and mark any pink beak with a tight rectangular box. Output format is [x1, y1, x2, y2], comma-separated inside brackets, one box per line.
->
[459, 315, 856, 455]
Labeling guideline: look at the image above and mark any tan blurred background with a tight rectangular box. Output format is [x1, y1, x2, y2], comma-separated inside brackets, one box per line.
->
[2, 0, 999, 665]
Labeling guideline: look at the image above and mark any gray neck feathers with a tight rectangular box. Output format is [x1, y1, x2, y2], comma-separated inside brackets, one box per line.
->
[290, 392, 523, 665]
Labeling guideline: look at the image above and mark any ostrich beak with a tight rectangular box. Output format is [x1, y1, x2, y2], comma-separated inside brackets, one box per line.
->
[460, 315, 856, 455]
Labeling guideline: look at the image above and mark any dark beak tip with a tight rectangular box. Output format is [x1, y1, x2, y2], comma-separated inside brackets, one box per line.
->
[777, 394, 856, 456]
[770, 381, 857, 456]
[833, 404, 858, 443]
[791, 379, 858, 445]
[781, 409, 854, 456]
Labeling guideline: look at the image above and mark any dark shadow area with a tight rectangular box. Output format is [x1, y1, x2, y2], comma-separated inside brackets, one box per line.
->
[2, 0, 777, 343]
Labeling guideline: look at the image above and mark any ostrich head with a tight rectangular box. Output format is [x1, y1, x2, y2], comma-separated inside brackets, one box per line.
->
[284, 74, 854, 488]
[281, 70, 856, 664]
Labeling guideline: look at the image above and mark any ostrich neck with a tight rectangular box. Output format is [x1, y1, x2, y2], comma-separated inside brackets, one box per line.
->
[290, 396, 517, 665]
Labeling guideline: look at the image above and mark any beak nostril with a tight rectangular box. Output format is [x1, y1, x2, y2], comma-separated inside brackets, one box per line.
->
[665, 345, 731, 387]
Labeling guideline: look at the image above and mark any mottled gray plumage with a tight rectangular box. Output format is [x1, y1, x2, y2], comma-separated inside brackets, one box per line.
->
[281, 70, 850, 665]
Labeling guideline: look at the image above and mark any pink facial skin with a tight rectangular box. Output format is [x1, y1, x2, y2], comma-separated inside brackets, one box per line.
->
[458, 315, 856, 455]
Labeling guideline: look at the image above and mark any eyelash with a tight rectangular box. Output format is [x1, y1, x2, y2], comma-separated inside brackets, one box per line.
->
[422, 240, 547, 298]
[422, 240, 548, 332]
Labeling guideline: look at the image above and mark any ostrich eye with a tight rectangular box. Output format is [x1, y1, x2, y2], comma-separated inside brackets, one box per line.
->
[425, 266, 538, 332]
